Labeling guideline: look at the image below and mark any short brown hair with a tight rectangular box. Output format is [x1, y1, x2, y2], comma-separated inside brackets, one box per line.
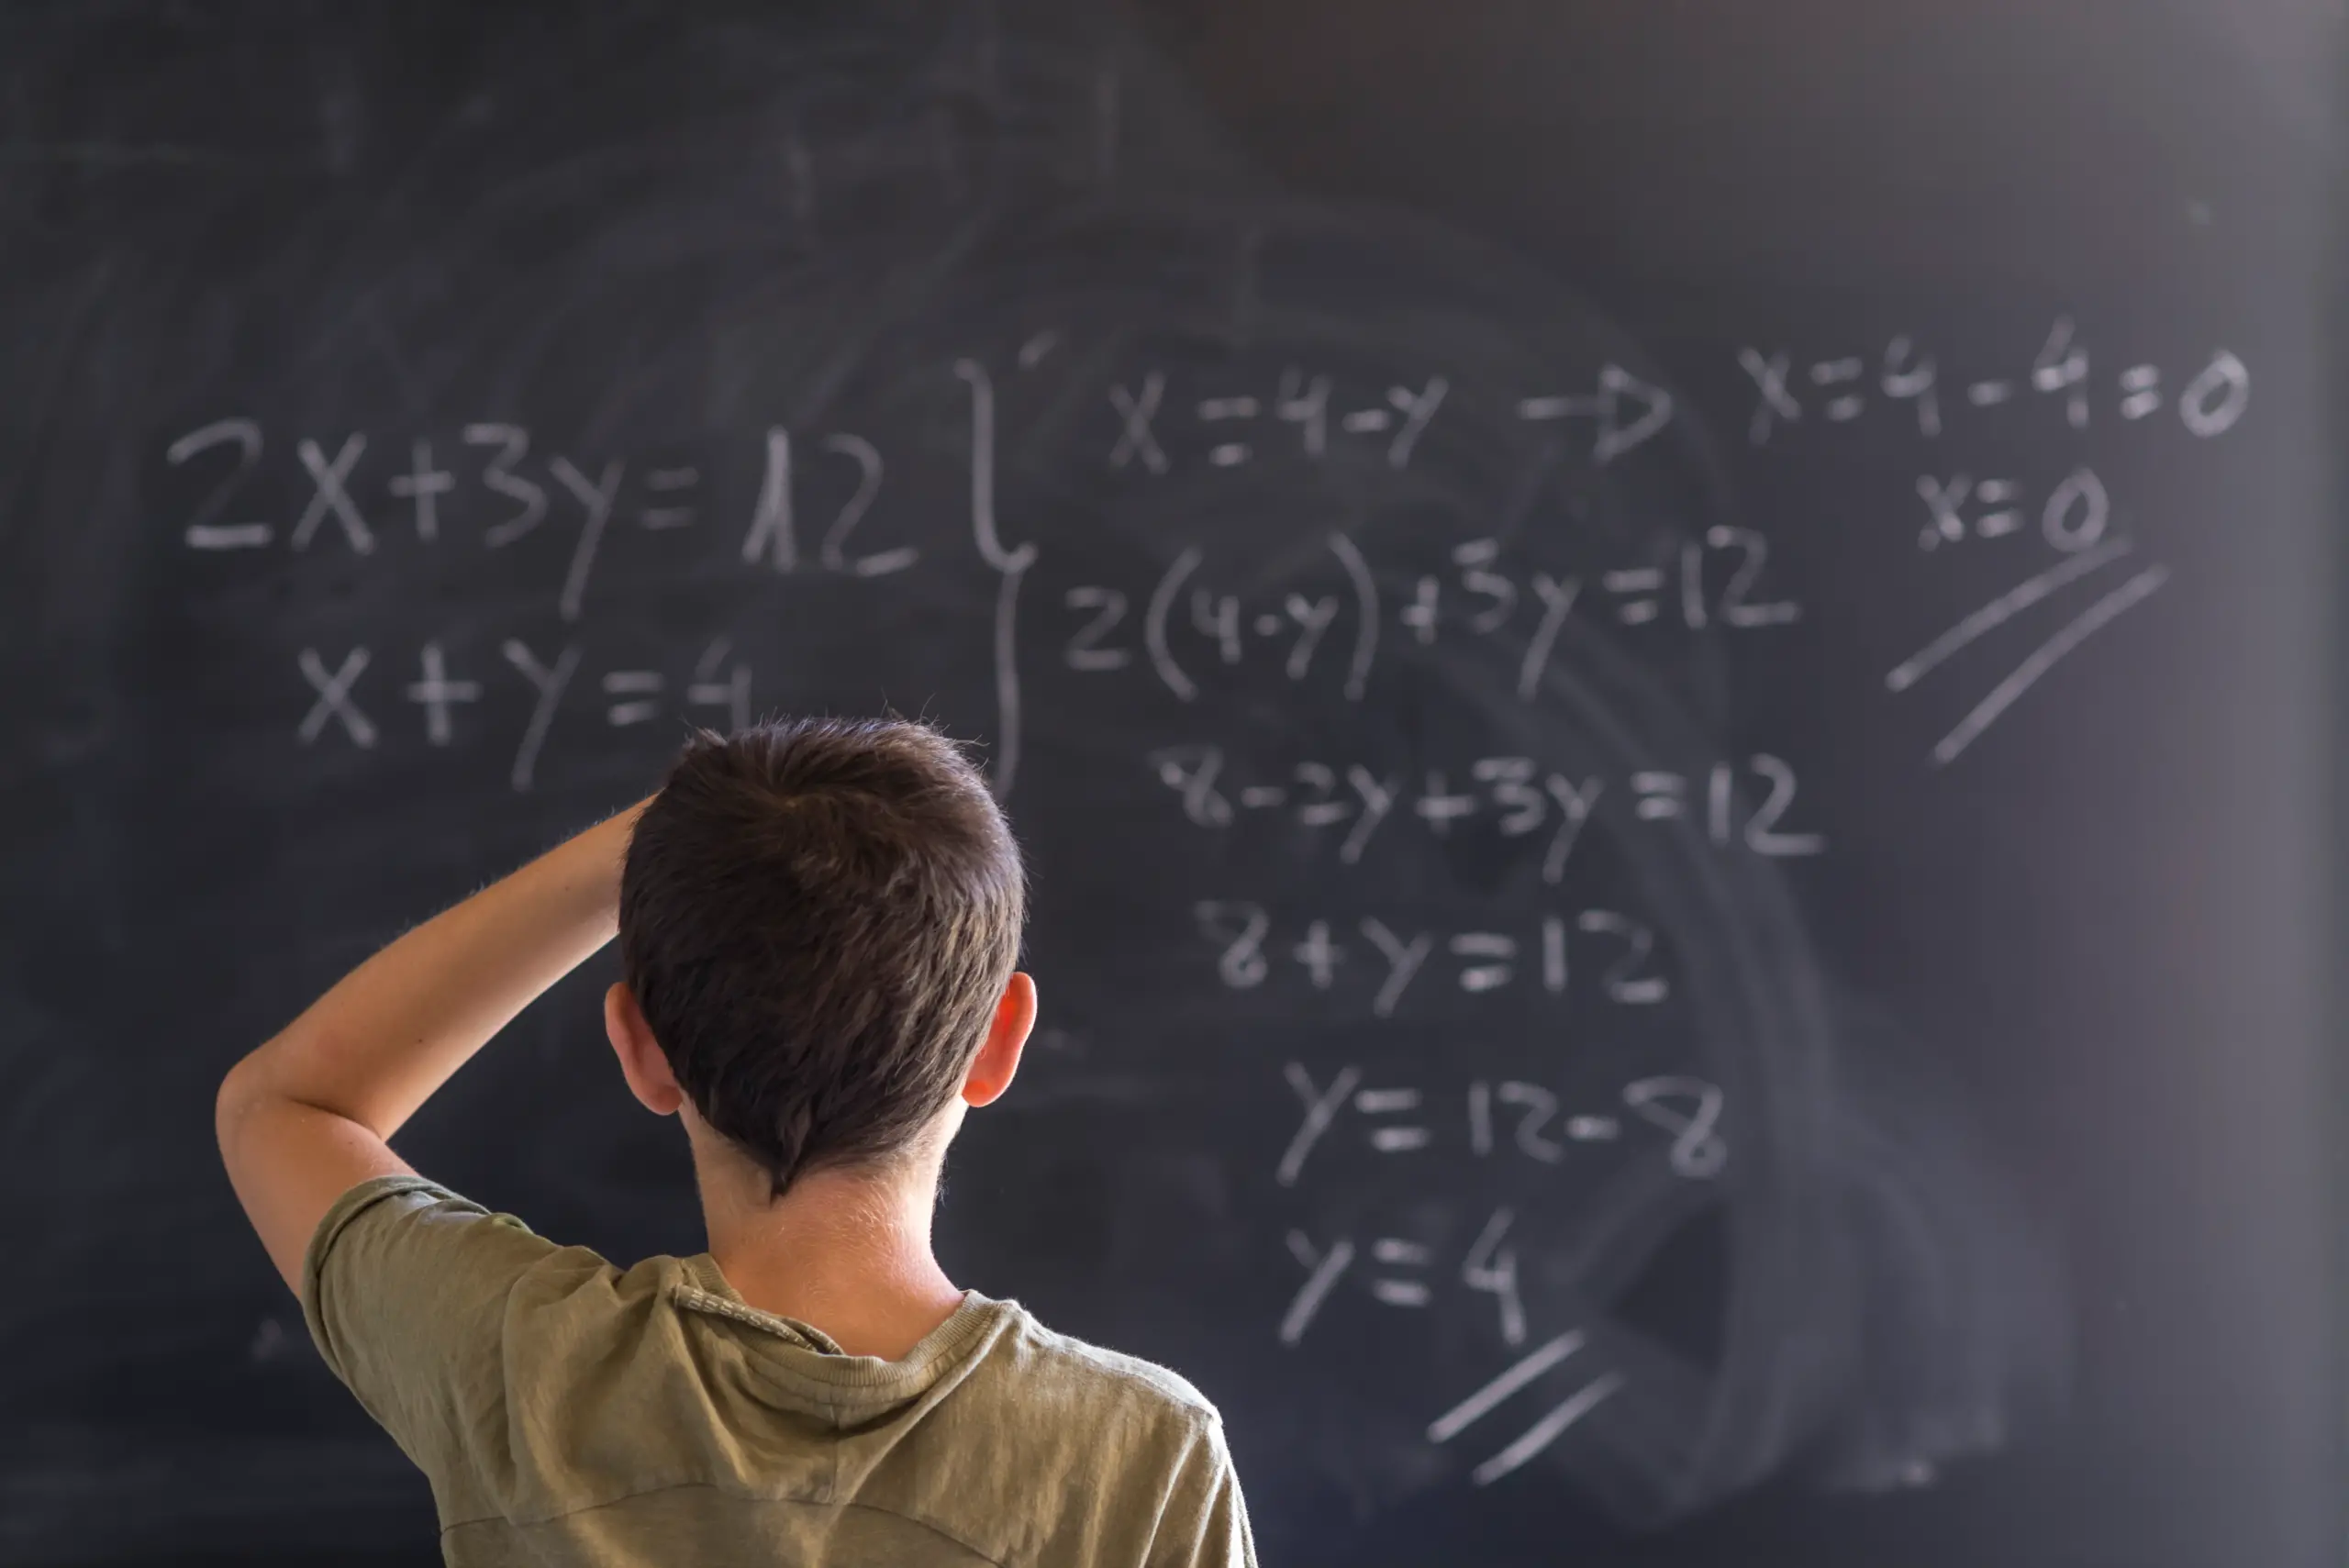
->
[618, 718, 1026, 1198]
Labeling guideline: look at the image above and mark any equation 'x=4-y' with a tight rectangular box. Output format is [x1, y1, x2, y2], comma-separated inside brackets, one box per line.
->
[1425, 1330, 1625, 1486]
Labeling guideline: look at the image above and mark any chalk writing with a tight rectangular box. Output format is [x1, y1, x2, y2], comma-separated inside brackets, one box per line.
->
[292, 434, 373, 554]
[1913, 466, 2114, 554]
[1430, 1334, 1626, 1487]
[284, 636, 756, 785]
[1515, 364, 1675, 464]
[169, 417, 269, 550]
[1092, 363, 1671, 473]
[1736, 328, 2250, 446]
[390, 439, 453, 541]
[295, 647, 374, 747]
[467, 424, 546, 547]
[741, 427, 921, 578]
[1277, 1066, 1726, 1187]
[1150, 749, 1822, 868]
[1198, 905, 1674, 1018]
[1058, 530, 1797, 710]
[406, 642, 480, 745]
[1886, 534, 2172, 765]
[1279, 1206, 1530, 1340]
[155, 306, 2224, 1504]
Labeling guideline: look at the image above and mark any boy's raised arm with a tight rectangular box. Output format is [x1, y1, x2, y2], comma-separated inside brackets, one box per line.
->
[216, 802, 645, 1293]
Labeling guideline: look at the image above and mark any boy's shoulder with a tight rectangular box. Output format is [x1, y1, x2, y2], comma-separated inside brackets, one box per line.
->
[888, 1300, 1238, 1544]
[940, 1297, 1231, 1484]
[848, 1301, 1248, 1566]
[984, 1302, 1224, 1429]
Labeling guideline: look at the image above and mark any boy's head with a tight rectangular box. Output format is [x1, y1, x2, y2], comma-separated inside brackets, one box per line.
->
[607, 717, 1030, 1200]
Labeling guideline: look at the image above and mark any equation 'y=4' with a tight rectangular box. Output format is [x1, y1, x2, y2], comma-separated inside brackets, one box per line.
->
[1426, 1330, 1625, 1487]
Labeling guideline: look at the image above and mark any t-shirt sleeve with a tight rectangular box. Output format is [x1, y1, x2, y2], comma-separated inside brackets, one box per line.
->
[1146, 1415, 1260, 1568]
[299, 1173, 559, 1476]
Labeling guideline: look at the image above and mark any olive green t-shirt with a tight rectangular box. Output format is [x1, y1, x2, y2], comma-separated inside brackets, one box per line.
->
[301, 1175, 1257, 1567]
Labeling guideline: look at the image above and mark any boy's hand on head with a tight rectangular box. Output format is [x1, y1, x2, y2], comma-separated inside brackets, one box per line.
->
[216, 797, 651, 1293]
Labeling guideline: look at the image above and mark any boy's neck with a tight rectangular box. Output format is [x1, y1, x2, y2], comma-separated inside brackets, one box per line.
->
[696, 1152, 964, 1362]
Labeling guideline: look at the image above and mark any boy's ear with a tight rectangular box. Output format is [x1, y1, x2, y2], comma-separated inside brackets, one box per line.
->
[606, 983, 685, 1116]
[961, 972, 1036, 1109]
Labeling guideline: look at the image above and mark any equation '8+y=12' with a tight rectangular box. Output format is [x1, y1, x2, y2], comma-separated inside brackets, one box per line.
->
[1193, 905, 1675, 1018]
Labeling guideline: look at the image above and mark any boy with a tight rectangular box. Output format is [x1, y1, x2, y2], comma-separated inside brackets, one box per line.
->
[217, 717, 1256, 1566]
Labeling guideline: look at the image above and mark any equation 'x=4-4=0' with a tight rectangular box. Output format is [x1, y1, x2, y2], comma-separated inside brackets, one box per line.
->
[1735, 325, 2249, 444]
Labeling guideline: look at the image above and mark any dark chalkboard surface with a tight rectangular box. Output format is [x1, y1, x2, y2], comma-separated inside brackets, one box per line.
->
[2, 3, 2338, 1564]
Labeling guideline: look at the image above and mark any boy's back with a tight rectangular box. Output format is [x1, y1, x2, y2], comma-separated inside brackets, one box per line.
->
[309, 1176, 1252, 1566]
[218, 719, 1257, 1565]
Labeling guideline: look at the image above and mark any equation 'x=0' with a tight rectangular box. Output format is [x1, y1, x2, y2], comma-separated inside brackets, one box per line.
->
[1426, 1330, 1625, 1486]
[1883, 536, 2171, 767]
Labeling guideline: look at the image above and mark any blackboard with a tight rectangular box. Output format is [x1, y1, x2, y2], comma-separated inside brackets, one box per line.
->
[1, 4, 2338, 1564]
